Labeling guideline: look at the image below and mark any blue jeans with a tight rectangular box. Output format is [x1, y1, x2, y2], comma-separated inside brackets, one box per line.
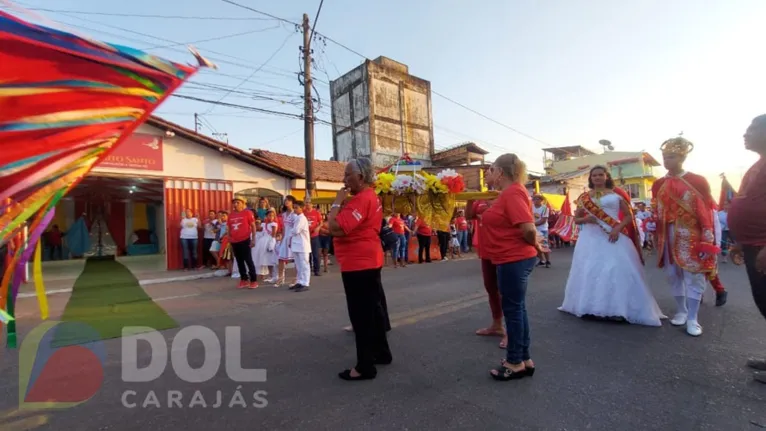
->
[393, 234, 407, 262]
[457, 230, 468, 252]
[403, 232, 410, 261]
[496, 257, 537, 364]
[181, 238, 198, 269]
[310, 236, 321, 274]
[721, 230, 731, 255]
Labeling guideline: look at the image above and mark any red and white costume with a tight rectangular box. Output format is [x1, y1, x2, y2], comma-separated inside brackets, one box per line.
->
[651, 137, 719, 336]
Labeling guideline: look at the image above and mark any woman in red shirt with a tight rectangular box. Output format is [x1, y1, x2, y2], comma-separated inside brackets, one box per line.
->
[323, 157, 392, 381]
[482, 153, 541, 381]
[415, 216, 433, 263]
[467, 186, 506, 349]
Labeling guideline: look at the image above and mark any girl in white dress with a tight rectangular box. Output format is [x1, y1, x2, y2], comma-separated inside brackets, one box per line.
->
[276, 196, 297, 286]
[558, 166, 666, 326]
[256, 209, 278, 283]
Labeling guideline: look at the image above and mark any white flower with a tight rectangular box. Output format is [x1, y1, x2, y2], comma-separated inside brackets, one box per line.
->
[437, 168, 458, 180]
[411, 174, 427, 194]
[391, 174, 416, 195]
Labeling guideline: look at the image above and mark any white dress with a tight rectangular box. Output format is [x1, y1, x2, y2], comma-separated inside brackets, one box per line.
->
[277, 212, 296, 261]
[558, 193, 665, 326]
[254, 222, 277, 274]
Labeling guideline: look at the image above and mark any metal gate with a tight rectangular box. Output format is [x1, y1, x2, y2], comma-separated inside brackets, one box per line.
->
[164, 179, 233, 270]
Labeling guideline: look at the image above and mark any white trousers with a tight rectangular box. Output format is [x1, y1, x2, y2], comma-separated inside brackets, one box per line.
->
[293, 252, 311, 286]
[663, 227, 706, 301]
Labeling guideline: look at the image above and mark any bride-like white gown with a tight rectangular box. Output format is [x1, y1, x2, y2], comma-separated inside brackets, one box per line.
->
[558, 193, 666, 326]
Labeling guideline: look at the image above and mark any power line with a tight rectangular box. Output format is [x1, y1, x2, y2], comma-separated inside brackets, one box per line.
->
[30, 8, 300, 78]
[430, 91, 550, 146]
[1, 7, 279, 20]
[172, 94, 304, 119]
[144, 26, 280, 50]
[220, 0, 299, 26]
[308, 0, 324, 44]
[217, 0, 555, 152]
[203, 32, 297, 115]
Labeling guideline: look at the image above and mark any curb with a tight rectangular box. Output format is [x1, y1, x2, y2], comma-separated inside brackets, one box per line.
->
[16, 271, 220, 299]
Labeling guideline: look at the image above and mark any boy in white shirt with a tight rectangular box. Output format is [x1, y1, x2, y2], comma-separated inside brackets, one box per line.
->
[289, 201, 312, 292]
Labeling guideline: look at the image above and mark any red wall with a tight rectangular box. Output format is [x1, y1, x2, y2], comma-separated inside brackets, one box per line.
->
[165, 179, 233, 270]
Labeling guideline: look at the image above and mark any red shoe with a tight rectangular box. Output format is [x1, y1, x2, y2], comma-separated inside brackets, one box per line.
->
[237, 280, 248, 289]
[248, 282, 259, 289]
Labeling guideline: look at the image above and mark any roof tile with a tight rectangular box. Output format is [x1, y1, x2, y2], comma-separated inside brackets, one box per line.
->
[252, 150, 346, 182]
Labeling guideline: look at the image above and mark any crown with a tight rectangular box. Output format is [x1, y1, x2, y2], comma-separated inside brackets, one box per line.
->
[660, 136, 694, 156]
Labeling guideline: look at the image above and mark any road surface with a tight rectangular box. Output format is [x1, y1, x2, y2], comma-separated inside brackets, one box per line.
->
[1, 248, 764, 430]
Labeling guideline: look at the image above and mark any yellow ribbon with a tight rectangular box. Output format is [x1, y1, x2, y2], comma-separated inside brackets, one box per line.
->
[33, 240, 48, 320]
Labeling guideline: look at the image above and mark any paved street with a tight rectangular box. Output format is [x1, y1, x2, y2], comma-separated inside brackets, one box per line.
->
[1, 248, 765, 431]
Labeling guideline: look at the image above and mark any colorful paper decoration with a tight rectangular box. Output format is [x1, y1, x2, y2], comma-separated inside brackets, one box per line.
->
[0, 9, 212, 346]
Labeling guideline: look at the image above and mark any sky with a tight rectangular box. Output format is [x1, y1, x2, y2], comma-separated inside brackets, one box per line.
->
[6, 0, 766, 197]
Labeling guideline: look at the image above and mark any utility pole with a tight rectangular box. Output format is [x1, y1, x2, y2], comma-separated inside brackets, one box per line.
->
[302, 13, 316, 204]
[194, 113, 201, 133]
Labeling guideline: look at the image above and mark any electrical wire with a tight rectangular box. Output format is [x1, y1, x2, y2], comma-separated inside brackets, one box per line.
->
[218, 0, 559, 154]
[220, 0, 299, 26]
[143, 26, 280, 50]
[172, 94, 304, 120]
[0, 7, 279, 20]
[308, 0, 324, 43]
[203, 32, 297, 114]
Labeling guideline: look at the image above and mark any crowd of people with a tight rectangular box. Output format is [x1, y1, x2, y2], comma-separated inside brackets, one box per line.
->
[470, 114, 766, 384]
[171, 116, 766, 385]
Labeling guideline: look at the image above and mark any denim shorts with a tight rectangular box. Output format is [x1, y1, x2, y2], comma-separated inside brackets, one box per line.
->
[319, 235, 332, 250]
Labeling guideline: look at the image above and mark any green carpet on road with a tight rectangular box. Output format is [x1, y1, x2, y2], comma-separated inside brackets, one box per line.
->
[53, 258, 177, 346]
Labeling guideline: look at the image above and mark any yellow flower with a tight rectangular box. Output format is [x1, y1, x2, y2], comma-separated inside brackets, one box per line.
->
[374, 173, 395, 194]
[421, 172, 448, 194]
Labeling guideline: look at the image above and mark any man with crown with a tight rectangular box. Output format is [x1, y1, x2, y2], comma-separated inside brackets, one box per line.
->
[652, 136, 720, 337]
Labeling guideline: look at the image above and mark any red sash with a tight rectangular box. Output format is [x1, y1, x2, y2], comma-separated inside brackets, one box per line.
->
[579, 192, 644, 265]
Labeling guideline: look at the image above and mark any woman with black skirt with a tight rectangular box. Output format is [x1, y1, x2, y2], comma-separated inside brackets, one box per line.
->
[323, 157, 392, 381]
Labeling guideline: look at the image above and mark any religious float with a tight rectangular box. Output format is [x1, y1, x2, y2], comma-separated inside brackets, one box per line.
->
[372, 156, 466, 231]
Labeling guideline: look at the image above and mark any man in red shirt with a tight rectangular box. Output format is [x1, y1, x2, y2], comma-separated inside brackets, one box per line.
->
[229, 196, 258, 289]
[304, 202, 323, 276]
[730, 114, 766, 384]
[455, 210, 469, 253]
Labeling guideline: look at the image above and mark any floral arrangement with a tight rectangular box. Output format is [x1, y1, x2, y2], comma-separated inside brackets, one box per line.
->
[374, 172, 395, 194]
[436, 169, 466, 194]
[374, 168, 465, 195]
[422, 172, 449, 194]
[390, 174, 419, 195]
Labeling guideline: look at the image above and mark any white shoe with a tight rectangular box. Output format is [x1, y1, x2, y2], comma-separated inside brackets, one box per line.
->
[670, 313, 688, 326]
[686, 320, 702, 337]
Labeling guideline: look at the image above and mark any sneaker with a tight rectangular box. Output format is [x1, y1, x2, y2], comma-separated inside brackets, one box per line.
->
[545, 262, 551, 268]
[237, 280, 248, 289]
[294, 285, 309, 292]
[248, 282, 259, 289]
[288, 283, 301, 290]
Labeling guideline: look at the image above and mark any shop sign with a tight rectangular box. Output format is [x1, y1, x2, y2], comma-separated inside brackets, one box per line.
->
[99, 134, 163, 171]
